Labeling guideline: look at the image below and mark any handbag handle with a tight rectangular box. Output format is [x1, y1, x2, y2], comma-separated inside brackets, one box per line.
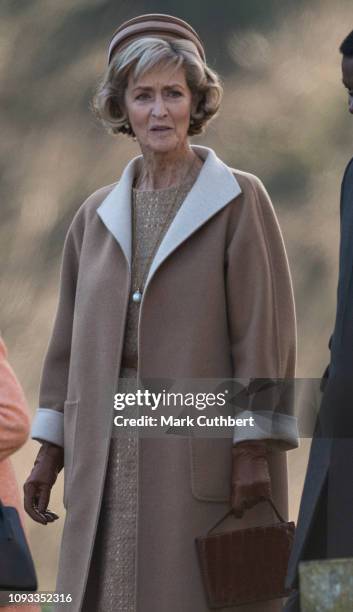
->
[0, 499, 14, 540]
[207, 498, 287, 535]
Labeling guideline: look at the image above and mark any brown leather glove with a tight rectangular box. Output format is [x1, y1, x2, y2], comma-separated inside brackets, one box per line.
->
[231, 440, 272, 518]
[24, 441, 64, 524]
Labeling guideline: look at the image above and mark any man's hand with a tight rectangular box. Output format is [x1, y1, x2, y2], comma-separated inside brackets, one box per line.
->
[231, 440, 272, 518]
[24, 441, 64, 524]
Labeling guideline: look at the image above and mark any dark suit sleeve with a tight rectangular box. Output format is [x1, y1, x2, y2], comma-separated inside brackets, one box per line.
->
[319, 335, 332, 393]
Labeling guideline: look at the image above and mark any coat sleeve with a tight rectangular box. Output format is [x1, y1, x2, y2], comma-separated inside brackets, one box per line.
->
[0, 337, 30, 461]
[31, 213, 83, 447]
[225, 172, 298, 450]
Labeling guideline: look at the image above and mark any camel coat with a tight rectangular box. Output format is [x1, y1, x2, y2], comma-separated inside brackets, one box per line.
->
[0, 337, 39, 612]
[31, 145, 297, 612]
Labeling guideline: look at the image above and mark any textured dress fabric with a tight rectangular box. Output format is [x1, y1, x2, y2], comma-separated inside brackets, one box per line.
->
[83, 177, 196, 611]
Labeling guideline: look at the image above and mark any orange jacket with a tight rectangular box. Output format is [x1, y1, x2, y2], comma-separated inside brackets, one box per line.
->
[0, 336, 39, 612]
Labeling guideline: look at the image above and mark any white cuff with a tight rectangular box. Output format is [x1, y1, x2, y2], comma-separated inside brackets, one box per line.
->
[232, 409, 299, 450]
[31, 408, 64, 447]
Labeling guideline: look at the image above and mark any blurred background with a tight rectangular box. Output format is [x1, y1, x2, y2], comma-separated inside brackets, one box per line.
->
[1, 0, 352, 594]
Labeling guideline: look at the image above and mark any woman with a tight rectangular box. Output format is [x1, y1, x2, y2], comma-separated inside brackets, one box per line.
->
[24, 14, 298, 612]
[0, 335, 39, 612]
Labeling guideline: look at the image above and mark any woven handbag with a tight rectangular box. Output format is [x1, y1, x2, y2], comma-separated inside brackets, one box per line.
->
[0, 500, 37, 591]
[195, 498, 295, 609]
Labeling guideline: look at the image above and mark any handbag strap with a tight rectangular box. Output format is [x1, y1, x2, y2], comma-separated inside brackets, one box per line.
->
[207, 498, 287, 535]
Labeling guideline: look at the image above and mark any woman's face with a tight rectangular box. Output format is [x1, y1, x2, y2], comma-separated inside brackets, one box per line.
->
[124, 63, 194, 154]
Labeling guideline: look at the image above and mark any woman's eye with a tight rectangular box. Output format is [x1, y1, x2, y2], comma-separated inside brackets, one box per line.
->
[134, 91, 182, 100]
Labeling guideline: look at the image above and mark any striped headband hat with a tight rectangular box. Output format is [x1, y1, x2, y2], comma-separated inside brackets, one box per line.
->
[107, 13, 206, 65]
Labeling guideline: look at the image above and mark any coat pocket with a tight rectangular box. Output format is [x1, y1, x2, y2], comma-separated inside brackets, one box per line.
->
[63, 400, 79, 509]
[189, 437, 232, 502]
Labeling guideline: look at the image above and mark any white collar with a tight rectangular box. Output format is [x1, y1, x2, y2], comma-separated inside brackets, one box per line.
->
[97, 144, 242, 290]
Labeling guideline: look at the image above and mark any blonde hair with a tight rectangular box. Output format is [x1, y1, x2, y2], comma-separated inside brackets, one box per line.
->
[91, 37, 223, 137]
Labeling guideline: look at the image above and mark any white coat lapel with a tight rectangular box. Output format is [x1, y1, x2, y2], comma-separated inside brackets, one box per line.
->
[144, 145, 242, 290]
[96, 157, 135, 267]
[96, 145, 242, 285]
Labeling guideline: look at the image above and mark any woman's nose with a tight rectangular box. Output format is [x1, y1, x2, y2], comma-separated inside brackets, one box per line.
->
[151, 95, 168, 117]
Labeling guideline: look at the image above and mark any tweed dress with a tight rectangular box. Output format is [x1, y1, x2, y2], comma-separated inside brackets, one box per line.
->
[82, 175, 198, 611]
